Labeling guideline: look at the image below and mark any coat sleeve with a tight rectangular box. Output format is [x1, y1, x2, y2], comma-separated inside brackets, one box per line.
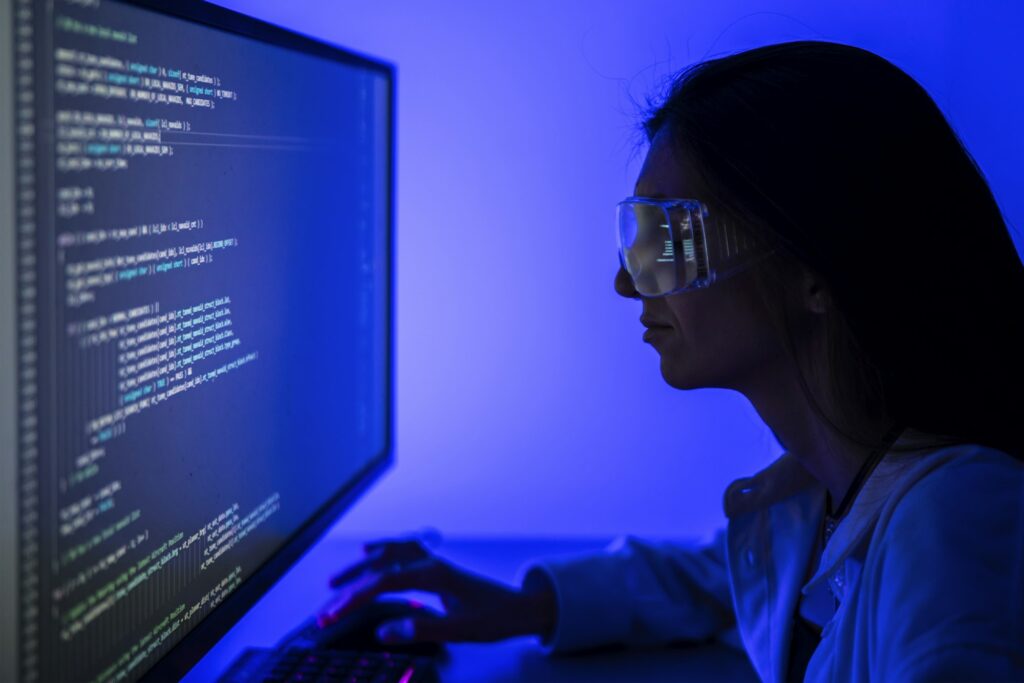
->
[518, 529, 737, 654]
[870, 450, 1024, 681]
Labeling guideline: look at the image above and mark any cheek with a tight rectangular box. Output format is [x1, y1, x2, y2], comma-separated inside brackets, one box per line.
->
[662, 291, 716, 344]
[659, 291, 778, 387]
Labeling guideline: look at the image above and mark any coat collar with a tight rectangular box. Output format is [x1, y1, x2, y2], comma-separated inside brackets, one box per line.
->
[723, 427, 948, 521]
[723, 451, 820, 520]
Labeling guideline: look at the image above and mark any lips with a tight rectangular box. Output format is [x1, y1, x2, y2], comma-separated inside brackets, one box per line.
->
[640, 316, 672, 330]
[640, 316, 673, 344]
[642, 326, 671, 344]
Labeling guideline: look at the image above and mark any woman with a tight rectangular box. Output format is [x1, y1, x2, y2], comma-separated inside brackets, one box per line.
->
[323, 41, 1024, 681]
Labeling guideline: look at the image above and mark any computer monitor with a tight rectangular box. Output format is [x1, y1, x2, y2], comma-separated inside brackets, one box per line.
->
[0, 1, 394, 680]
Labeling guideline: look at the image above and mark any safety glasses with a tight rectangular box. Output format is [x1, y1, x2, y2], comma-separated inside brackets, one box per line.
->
[616, 197, 775, 297]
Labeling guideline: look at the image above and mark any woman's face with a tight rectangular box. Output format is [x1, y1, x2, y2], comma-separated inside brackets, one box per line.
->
[615, 129, 789, 392]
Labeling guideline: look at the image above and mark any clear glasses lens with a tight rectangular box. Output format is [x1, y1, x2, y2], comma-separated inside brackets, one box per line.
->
[617, 201, 679, 297]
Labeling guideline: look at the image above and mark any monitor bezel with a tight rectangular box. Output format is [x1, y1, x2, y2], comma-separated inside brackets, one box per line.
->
[0, 2, 19, 682]
[85, 1, 399, 680]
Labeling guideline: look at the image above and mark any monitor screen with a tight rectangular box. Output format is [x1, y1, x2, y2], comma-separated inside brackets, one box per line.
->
[0, 1, 394, 680]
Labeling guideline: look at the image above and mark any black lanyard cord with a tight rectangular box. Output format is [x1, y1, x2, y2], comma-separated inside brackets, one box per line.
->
[824, 422, 906, 542]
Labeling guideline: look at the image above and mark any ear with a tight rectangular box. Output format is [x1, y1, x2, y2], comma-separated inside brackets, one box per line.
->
[801, 269, 831, 315]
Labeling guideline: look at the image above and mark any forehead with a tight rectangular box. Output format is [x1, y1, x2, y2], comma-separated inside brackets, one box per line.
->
[634, 128, 701, 199]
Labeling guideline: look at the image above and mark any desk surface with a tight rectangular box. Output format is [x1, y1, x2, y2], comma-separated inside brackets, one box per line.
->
[183, 535, 758, 682]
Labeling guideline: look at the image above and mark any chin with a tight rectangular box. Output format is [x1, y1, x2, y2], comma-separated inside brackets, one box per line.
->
[659, 357, 703, 390]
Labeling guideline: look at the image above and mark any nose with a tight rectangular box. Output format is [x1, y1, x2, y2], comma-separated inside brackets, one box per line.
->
[615, 265, 640, 299]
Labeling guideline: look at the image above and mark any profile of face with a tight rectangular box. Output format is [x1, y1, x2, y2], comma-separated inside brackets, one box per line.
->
[615, 129, 797, 392]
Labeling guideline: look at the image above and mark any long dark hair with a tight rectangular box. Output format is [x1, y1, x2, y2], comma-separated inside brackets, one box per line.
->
[644, 40, 1024, 460]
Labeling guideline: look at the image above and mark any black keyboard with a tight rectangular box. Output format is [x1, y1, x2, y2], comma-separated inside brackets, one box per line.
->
[218, 647, 440, 683]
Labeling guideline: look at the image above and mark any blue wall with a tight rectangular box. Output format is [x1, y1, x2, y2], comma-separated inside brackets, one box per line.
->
[212, 0, 1024, 540]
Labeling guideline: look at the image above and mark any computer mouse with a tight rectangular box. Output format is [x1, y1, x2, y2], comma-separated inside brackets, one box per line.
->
[309, 597, 447, 657]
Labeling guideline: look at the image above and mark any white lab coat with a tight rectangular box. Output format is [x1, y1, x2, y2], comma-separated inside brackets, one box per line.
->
[524, 430, 1024, 681]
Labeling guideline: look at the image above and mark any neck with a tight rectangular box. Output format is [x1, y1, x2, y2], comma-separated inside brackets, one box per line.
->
[737, 361, 897, 505]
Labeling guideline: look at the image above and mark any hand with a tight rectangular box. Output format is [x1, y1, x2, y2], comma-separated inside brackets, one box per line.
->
[321, 533, 556, 644]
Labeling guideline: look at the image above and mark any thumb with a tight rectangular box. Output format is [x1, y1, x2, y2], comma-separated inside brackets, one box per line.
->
[377, 615, 458, 644]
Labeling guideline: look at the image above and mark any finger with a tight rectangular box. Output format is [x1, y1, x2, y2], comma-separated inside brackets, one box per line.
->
[322, 558, 452, 624]
[362, 538, 431, 559]
[328, 548, 386, 588]
[318, 569, 380, 627]
[376, 618, 418, 643]
[364, 527, 442, 552]
[377, 614, 462, 644]
[329, 540, 431, 588]
[366, 539, 431, 565]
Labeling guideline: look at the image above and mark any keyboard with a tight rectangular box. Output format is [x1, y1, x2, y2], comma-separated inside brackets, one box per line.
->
[218, 647, 440, 683]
